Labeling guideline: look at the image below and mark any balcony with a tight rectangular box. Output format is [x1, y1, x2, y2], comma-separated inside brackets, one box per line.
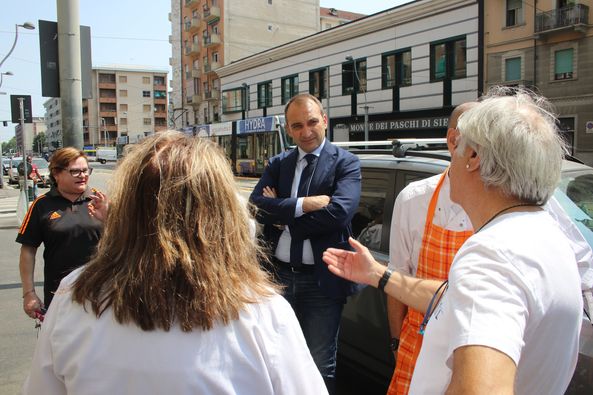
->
[154, 111, 167, 118]
[203, 6, 220, 23]
[185, 42, 200, 57]
[203, 89, 220, 101]
[535, 4, 589, 37]
[98, 97, 117, 103]
[203, 32, 221, 47]
[184, 16, 200, 33]
[98, 82, 116, 89]
[185, 0, 199, 8]
[203, 61, 221, 74]
[192, 94, 203, 104]
[487, 80, 534, 90]
[99, 111, 117, 118]
[191, 69, 201, 78]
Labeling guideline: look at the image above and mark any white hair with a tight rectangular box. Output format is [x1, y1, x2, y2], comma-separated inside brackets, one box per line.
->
[455, 87, 567, 204]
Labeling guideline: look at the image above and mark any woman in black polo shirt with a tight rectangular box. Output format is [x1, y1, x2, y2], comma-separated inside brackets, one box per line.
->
[17, 147, 107, 318]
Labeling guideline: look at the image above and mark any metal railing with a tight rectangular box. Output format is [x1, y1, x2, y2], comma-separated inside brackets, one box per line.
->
[535, 4, 589, 33]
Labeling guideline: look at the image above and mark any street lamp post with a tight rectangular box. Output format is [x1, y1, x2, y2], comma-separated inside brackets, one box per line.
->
[345, 56, 369, 142]
[0, 22, 36, 69]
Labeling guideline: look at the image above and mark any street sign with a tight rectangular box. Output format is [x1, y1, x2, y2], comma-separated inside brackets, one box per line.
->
[39, 20, 93, 99]
[10, 95, 33, 123]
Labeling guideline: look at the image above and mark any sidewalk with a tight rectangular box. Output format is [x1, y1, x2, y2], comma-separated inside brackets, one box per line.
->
[0, 185, 20, 200]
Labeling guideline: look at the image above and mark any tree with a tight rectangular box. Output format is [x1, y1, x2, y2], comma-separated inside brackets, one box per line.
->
[2, 137, 17, 154]
[32, 132, 47, 154]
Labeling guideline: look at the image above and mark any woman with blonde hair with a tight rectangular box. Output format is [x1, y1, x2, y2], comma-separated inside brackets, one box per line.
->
[24, 131, 327, 395]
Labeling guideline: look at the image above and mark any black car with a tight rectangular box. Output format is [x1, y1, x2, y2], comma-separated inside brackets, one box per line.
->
[336, 140, 593, 394]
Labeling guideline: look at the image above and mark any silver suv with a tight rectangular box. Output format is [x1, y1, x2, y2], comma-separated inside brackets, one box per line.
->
[337, 140, 593, 394]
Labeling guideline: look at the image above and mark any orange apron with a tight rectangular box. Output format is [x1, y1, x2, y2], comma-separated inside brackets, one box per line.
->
[387, 171, 473, 395]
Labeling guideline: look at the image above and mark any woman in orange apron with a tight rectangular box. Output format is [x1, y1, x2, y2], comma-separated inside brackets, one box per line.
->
[387, 171, 473, 395]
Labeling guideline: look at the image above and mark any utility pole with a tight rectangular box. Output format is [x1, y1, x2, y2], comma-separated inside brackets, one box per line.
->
[57, 0, 83, 148]
[18, 97, 29, 207]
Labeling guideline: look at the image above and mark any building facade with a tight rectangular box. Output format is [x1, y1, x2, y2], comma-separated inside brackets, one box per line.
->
[169, 0, 321, 129]
[218, 0, 481, 142]
[320, 7, 365, 30]
[83, 66, 168, 146]
[43, 98, 61, 149]
[15, 117, 46, 153]
[484, 0, 593, 165]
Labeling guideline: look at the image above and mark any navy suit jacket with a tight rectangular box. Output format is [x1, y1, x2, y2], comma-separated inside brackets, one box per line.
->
[250, 141, 362, 299]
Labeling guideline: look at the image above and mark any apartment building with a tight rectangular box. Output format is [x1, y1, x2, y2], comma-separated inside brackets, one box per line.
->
[218, 0, 480, 141]
[169, 0, 320, 129]
[15, 117, 46, 153]
[484, 0, 593, 165]
[43, 97, 61, 149]
[320, 7, 365, 30]
[83, 66, 168, 146]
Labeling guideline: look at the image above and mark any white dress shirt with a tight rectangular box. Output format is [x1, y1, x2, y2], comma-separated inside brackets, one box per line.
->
[275, 139, 326, 265]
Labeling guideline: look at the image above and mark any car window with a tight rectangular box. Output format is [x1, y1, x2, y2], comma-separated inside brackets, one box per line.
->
[32, 159, 49, 169]
[353, 169, 394, 253]
[555, 170, 593, 246]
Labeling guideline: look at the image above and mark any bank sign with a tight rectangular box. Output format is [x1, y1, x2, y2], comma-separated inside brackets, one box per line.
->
[348, 116, 449, 132]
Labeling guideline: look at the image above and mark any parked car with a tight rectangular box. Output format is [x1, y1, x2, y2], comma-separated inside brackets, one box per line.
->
[2, 158, 9, 175]
[29, 157, 51, 187]
[7, 157, 22, 184]
[337, 140, 593, 394]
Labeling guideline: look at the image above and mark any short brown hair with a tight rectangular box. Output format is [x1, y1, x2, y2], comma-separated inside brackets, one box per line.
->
[48, 147, 87, 186]
[284, 93, 325, 120]
[72, 131, 277, 332]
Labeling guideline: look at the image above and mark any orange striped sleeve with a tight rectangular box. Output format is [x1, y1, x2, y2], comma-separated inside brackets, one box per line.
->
[18, 195, 47, 234]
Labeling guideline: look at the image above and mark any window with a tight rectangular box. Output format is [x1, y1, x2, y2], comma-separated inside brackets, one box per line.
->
[119, 89, 128, 97]
[213, 51, 219, 63]
[430, 37, 466, 81]
[143, 118, 152, 125]
[281, 75, 299, 104]
[154, 90, 166, 98]
[119, 104, 128, 111]
[555, 48, 573, 80]
[154, 76, 165, 86]
[142, 90, 151, 97]
[257, 81, 273, 108]
[309, 68, 327, 99]
[268, 0, 272, 4]
[505, 57, 522, 81]
[143, 104, 151, 112]
[222, 88, 245, 113]
[342, 58, 367, 95]
[353, 169, 391, 253]
[118, 75, 127, 83]
[143, 76, 150, 84]
[557, 117, 575, 153]
[382, 49, 412, 89]
[506, 0, 523, 27]
[120, 118, 127, 125]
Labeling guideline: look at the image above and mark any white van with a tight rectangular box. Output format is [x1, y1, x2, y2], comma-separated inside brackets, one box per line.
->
[96, 148, 117, 164]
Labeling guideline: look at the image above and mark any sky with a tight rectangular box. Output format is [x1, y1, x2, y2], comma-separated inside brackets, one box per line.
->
[0, 0, 411, 143]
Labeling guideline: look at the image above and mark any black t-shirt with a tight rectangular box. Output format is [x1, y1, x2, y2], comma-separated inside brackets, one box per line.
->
[16, 187, 103, 306]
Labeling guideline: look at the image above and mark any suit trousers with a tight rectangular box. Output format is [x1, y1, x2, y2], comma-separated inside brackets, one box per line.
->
[273, 265, 345, 395]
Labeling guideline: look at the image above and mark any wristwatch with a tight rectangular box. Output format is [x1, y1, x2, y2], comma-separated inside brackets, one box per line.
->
[390, 337, 400, 351]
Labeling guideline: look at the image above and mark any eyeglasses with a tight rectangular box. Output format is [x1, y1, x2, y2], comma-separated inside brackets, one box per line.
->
[64, 167, 93, 177]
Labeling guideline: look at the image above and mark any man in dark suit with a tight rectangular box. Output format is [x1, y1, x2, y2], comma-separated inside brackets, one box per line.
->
[250, 93, 361, 393]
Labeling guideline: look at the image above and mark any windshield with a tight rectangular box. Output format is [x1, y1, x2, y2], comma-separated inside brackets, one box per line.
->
[11, 159, 22, 168]
[32, 158, 49, 169]
[555, 169, 593, 247]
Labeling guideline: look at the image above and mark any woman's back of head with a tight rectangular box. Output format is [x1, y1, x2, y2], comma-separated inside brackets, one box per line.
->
[73, 131, 275, 331]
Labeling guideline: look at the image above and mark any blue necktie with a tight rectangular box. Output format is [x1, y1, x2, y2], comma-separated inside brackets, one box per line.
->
[290, 154, 317, 265]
